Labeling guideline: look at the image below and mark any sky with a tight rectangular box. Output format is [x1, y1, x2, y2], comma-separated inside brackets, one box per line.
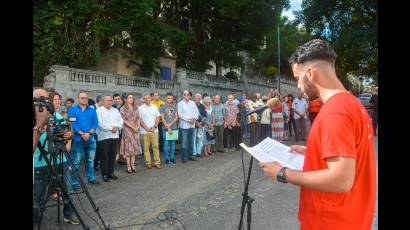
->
[282, 0, 303, 21]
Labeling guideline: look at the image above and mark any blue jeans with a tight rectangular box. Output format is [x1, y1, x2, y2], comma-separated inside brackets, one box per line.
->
[179, 128, 195, 160]
[71, 139, 97, 187]
[162, 128, 176, 161]
[193, 127, 204, 156]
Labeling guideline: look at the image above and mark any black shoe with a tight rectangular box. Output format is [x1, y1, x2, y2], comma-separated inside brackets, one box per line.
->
[88, 180, 100, 185]
[182, 159, 187, 163]
[188, 157, 198, 161]
[94, 165, 100, 171]
[165, 160, 169, 165]
[108, 174, 118, 180]
[102, 176, 110, 182]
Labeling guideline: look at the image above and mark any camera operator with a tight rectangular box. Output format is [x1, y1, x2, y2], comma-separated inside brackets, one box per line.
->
[33, 89, 52, 154]
[33, 90, 80, 226]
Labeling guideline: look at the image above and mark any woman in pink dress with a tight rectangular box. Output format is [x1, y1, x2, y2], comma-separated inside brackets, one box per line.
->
[119, 94, 142, 173]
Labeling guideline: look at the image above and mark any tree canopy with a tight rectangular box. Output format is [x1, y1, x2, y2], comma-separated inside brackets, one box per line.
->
[33, 0, 290, 85]
[295, 0, 378, 84]
[33, 0, 377, 89]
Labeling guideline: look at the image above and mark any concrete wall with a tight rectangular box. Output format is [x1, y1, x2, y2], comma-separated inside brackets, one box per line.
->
[43, 65, 298, 103]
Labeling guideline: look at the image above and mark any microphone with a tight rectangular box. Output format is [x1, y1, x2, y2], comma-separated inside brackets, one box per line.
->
[245, 105, 268, 116]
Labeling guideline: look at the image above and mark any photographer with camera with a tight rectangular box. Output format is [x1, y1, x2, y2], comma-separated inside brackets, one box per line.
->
[33, 89, 52, 154]
[33, 89, 80, 226]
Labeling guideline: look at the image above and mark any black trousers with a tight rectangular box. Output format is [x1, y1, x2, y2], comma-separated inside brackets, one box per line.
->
[223, 128, 234, 149]
[94, 134, 101, 168]
[33, 164, 73, 224]
[223, 126, 241, 149]
[232, 126, 241, 149]
[98, 138, 118, 176]
[288, 118, 296, 137]
[215, 125, 224, 152]
[158, 123, 164, 153]
[260, 124, 272, 140]
[249, 122, 260, 147]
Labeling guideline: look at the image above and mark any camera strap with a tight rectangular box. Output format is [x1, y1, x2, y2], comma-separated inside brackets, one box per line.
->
[37, 138, 48, 162]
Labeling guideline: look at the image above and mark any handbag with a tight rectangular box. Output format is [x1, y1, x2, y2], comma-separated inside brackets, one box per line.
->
[206, 128, 215, 141]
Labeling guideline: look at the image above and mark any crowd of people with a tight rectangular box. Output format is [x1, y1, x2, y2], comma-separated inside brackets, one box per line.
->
[33, 38, 377, 229]
[33, 87, 322, 225]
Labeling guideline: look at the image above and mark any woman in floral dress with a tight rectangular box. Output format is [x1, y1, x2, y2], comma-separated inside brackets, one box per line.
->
[119, 94, 142, 173]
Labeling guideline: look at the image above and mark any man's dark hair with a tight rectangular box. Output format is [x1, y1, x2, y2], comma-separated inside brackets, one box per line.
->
[96, 95, 103, 103]
[88, 98, 96, 106]
[289, 39, 337, 65]
[65, 98, 75, 104]
[182, 90, 192, 96]
[113, 93, 121, 98]
[165, 92, 174, 97]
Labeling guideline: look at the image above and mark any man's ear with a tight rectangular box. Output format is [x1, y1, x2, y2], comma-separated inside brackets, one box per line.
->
[306, 67, 315, 81]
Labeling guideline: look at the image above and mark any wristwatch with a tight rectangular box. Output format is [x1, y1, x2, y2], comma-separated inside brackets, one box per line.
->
[277, 167, 288, 183]
[33, 126, 45, 133]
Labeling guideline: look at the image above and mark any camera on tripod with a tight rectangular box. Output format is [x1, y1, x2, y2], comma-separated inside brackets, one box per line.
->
[51, 121, 71, 144]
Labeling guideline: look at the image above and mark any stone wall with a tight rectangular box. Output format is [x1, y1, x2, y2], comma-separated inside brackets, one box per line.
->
[43, 65, 298, 102]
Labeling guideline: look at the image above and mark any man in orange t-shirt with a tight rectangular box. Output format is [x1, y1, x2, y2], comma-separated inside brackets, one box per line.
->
[259, 39, 376, 230]
[307, 97, 322, 125]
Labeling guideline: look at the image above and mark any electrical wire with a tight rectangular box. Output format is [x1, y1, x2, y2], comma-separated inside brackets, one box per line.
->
[111, 210, 187, 230]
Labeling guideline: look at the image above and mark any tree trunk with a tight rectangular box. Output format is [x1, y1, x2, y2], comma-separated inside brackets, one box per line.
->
[216, 61, 222, 77]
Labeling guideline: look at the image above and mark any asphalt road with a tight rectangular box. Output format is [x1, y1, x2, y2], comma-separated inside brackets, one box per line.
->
[39, 136, 378, 230]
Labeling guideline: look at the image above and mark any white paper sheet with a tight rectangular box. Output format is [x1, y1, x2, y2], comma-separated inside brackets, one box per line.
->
[240, 137, 304, 170]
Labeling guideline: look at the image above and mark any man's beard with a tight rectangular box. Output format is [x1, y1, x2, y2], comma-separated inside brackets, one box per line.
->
[302, 76, 319, 101]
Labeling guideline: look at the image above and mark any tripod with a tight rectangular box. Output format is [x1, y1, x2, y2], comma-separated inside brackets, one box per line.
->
[36, 142, 89, 230]
[238, 108, 266, 230]
[36, 139, 110, 230]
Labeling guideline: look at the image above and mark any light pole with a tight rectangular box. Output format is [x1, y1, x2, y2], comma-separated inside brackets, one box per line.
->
[277, 24, 281, 92]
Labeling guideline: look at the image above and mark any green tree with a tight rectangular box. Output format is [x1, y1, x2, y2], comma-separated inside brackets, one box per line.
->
[161, 0, 290, 76]
[251, 16, 309, 79]
[33, 0, 105, 86]
[33, 0, 292, 85]
[295, 0, 378, 84]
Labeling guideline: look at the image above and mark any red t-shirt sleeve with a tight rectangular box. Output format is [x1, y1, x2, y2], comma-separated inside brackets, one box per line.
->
[320, 114, 357, 160]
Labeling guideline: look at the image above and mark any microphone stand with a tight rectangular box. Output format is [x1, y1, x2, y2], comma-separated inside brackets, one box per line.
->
[238, 106, 268, 230]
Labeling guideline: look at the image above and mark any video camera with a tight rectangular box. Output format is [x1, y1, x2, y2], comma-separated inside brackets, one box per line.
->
[33, 96, 55, 114]
[33, 96, 75, 147]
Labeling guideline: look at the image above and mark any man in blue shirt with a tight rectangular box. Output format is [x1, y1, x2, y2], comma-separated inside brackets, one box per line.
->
[68, 92, 100, 189]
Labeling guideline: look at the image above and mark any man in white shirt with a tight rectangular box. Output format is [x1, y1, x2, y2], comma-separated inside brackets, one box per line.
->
[96, 95, 124, 182]
[292, 91, 308, 141]
[177, 90, 200, 163]
[139, 93, 162, 169]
